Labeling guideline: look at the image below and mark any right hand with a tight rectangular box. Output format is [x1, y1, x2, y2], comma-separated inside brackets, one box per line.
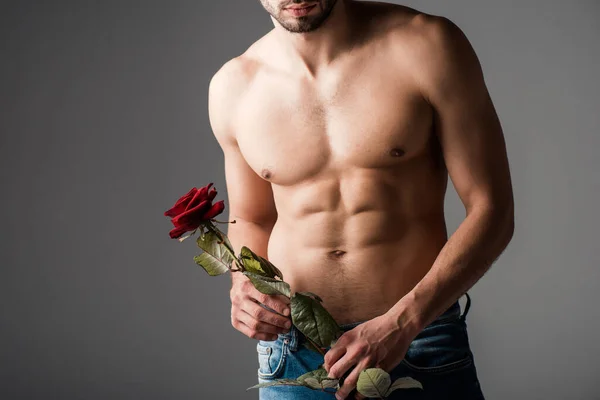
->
[230, 272, 292, 341]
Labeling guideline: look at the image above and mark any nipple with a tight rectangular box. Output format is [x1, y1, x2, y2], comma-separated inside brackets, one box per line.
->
[261, 168, 272, 179]
[389, 148, 405, 157]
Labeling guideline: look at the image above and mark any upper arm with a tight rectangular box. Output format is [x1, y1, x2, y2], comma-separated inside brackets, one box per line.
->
[415, 17, 514, 219]
[207, 60, 278, 228]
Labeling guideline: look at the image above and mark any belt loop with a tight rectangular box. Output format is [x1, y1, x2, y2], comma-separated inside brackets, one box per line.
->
[287, 325, 299, 351]
[460, 292, 472, 322]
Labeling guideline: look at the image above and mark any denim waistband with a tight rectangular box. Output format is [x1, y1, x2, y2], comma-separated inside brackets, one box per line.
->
[279, 292, 471, 352]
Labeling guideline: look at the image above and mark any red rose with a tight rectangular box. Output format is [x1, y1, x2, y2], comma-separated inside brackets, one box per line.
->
[164, 183, 225, 239]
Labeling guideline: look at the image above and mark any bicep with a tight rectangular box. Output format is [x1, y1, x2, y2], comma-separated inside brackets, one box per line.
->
[208, 65, 278, 228]
[221, 142, 278, 227]
[421, 17, 513, 213]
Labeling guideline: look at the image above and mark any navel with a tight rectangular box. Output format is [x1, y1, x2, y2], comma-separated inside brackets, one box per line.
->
[389, 147, 405, 157]
[328, 249, 347, 259]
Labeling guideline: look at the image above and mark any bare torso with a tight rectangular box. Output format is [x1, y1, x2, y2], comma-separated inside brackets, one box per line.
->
[228, 3, 452, 325]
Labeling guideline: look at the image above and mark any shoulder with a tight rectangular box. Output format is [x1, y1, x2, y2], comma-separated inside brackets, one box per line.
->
[372, 5, 483, 101]
[412, 15, 484, 103]
[209, 30, 273, 94]
[354, 2, 474, 66]
[208, 35, 273, 145]
[408, 13, 478, 71]
[352, 1, 452, 37]
[208, 56, 249, 146]
[209, 28, 277, 100]
[371, 3, 473, 63]
[208, 55, 257, 112]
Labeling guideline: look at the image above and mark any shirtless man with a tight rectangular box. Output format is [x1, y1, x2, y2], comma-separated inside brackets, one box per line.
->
[208, 1, 514, 399]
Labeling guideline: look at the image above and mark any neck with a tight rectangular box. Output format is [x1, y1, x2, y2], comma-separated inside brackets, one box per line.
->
[271, 0, 356, 78]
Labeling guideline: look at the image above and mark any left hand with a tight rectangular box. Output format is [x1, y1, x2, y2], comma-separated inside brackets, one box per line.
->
[323, 313, 416, 400]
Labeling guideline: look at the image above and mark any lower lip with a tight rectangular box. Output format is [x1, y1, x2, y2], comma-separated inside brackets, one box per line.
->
[286, 5, 316, 17]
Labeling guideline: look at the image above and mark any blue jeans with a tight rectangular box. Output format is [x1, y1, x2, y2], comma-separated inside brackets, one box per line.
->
[256, 293, 485, 399]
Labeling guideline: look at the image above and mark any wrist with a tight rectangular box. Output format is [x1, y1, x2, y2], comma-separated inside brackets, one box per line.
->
[385, 291, 425, 337]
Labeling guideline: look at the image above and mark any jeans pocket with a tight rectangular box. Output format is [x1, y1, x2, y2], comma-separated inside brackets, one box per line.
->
[257, 339, 287, 380]
[400, 318, 473, 375]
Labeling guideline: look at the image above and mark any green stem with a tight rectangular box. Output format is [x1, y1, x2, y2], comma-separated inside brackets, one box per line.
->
[211, 218, 236, 224]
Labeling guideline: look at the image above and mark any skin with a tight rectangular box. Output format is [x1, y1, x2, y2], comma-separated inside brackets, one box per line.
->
[208, 1, 514, 399]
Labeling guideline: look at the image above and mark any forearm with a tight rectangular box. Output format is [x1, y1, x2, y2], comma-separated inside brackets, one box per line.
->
[387, 204, 514, 335]
[224, 215, 274, 274]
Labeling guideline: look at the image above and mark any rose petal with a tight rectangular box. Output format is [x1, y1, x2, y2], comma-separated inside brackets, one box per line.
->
[201, 200, 225, 220]
[197, 183, 213, 201]
[185, 187, 208, 211]
[169, 214, 201, 236]
[171, 213, 200, 228]
[169, 225, 190, 239]
[164, 187, 197, 217]
[172, 199, 212, 227]
[207, 188, 217, 202]
[185, 183, 216, 212]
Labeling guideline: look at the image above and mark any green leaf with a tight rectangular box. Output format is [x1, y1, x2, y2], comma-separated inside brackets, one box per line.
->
[385, 376, 423, 396]
[297, 367, 328, 383]
[302, 377, 321, 389]
[246, 379, 305, 390]
[319, 379, 339, 389]
[240, 246, 283, 279]
[247, 367, 340, 392]
[301, 340, 323, 354]
[195, 230, 234, 269]
[193, 252, 230, 276]
[291, 293, 341, 348]
[256, 254, 283, 280]
[297, 291, 323, 302]
[243, 271, 291, 298]
[356, 368, 391, 399]
[297, 367, 339, 390]
[302, 377, 338, 390]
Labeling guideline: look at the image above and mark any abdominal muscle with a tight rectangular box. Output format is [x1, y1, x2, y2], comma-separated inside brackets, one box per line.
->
[266, 175, 449, 325]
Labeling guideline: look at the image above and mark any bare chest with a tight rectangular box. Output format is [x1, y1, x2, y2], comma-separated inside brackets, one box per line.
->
[234, 63, 434, 185]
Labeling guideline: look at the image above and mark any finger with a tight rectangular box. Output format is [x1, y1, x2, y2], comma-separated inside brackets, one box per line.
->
[324, 342, 347, 373]
[233, 318, 278, 341]
[327, 352, 357, 380]
[274, 294, 291, 306]
[238, 275, 291, 314]
[237, 309, 288, 335]
[245, 299, 292, 329]
[336, 360, 370, 400]
[251, 291, 291, 316]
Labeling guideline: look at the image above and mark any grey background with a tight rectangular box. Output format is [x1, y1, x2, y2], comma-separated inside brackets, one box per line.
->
[1, 1, 599, 399]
